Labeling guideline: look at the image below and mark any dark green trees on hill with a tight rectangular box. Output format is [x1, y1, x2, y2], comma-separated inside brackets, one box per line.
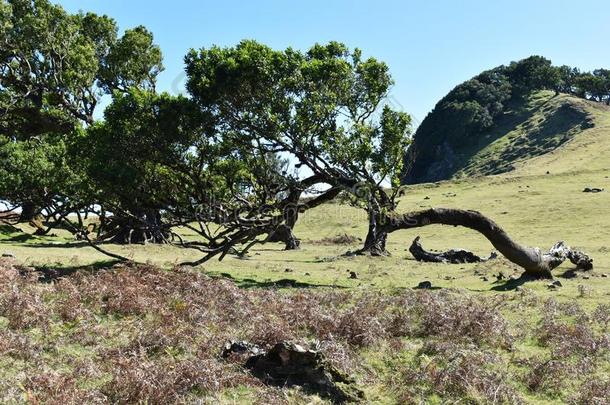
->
[403, 56, 610, 184]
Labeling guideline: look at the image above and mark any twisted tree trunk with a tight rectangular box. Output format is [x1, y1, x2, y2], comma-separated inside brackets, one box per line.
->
[379, 208, 592, 279]
[267, 189, 302, 249]
[100, 209, 170, 244]
[360, 210, 388, 256]
[268, 185, 342, 250]
[19, 202, 38, 223]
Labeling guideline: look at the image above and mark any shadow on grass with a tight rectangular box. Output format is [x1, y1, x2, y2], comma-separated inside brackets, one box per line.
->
[490, 277, 529, 291]
[489, 271, 571, 291]
[6, 233, 39, 243]
[211, 272, 345, 289]
[32, 260, 121, 283]
[20, 240, 117, 249]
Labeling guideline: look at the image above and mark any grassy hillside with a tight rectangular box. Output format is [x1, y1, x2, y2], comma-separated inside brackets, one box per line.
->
[405, 90, 610, 183]
[455, 91, 610, 179]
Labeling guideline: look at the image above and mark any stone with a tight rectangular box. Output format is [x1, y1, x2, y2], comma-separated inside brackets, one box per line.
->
[243, 341, 365, 403]
[601, 273, 608, 278]
[284, 268, 293, 273]
[416, 281, 432, 289]
[221, 340, 264, 360]
[349, 271, 358, 279]
[1, 253, 15, 258]
[548, 280, 562, 288]
[583, 187, 604, 193]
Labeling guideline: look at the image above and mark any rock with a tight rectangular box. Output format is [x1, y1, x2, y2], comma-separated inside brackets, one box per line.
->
[304, 272, 311, 276]
[582, 275, 590, 280]
[244, 341, 365, 403]
[221, 340, 264, 359]
[349, 271, 358, 279]
[602, 273, 608, 278]
[284, 268, 293, 273]
[583, 187, 604, 193]
[424, 196, 430, 200]
[547, 284, 558, 290]
[416, 281, 432, 289]
[548, 280, 562, 288]
[1, 253, 15, 258]
[481, 276, 489, 282]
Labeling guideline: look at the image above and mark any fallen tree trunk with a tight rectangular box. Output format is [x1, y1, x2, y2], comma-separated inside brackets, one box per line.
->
[380, 208, 592, 279]
[409, 236, 497, 264]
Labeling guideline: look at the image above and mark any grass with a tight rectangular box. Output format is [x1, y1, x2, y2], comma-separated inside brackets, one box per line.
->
[449, 90, 610, 179]
[1, 92, 610, 403]
[3, 167, 609, 298]
[0, 260, 607, 404]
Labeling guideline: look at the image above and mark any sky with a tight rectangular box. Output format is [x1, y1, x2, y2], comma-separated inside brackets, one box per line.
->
[55, 0, 610, 125]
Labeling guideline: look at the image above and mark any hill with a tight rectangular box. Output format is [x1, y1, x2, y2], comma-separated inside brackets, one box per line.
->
[403, 56, 610, 184]
[405, 91, 610, 183]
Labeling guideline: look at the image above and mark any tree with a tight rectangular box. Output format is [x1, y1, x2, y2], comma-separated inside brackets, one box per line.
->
[576, 72, 606, 102]
[556, 65, 580, 94]
[81, 90, 200, 243]
[592, 69, 610, 105]
[0, 0, 163, 233]
[507, 55, 559, 94]
[182, 40, 411, 259]
[180, 43, 592, 278]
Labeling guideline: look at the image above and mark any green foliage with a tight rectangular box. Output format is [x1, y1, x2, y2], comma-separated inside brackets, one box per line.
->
[507, 55, 558, 93]
[82, 90, 203, 214]
[185, 40, 411, 197]
[99, 26, 164, 92]
[0, 135, 81, 209]
[0, 0, 164, 219]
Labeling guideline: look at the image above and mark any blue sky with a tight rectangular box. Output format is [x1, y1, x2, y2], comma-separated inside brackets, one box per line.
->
[56, 0, 610, 124]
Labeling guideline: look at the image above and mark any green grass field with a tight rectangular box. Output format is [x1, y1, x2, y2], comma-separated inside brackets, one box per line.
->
[1, 92, 609, 404]
[3, 166, 609, 298]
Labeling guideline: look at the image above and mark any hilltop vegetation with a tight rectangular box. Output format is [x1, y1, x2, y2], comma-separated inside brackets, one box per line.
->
[404, 57, 610, 184]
